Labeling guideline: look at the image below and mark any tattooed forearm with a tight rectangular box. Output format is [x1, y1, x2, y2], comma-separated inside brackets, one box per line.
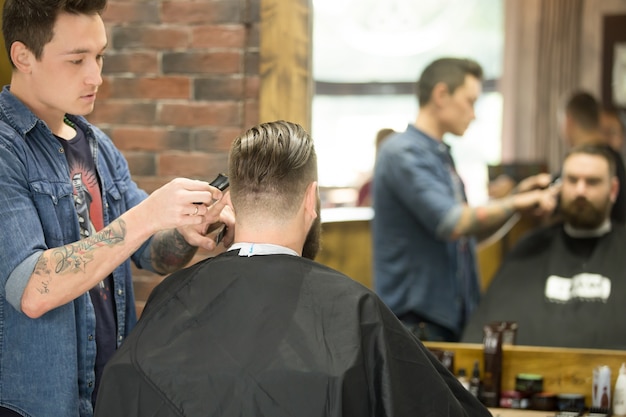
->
[151, 229, 197, 274]
[470, 201, 514, 234]
[74, 219, 126, 252]
[33, 254, 52, 294]
[33, 219, 128, 294]
[53, 218, 127, 274]
[454, 199, 516, 238]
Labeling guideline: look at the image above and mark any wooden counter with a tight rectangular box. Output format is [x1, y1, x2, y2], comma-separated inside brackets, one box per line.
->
[488, 408, 553, 417]
[315, 206, 535, 291]
[317, 207, 374, 289]
[424, 341, 626, 408]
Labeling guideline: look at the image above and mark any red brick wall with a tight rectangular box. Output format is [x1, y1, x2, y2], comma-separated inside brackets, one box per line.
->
[91, 0, 260, 313]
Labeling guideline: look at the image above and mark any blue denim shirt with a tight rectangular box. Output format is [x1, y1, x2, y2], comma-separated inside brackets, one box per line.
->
[372, 124, 480, 338]
[0, 86, 152, 417]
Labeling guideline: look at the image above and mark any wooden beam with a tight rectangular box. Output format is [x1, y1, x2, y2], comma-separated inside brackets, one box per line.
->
[259, 0, 312, 131]
[0, 0, 11, 87]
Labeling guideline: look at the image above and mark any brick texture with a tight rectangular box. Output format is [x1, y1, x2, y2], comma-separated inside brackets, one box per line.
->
[161, 1, 241, 25]
[159, 152, 229, 179]
[192, 127, 244, 152]
[110, 127, 192, 152]
[162, 51, 241, 75]
[159, 102, 241, 127]
[90, 101, 157, 125]
[94, 0, 260, 314]
[191, 25, 246, 49]
[112, 26, 190, 50]
[103, 52, 159, 75]
[195, 76, 245, 101]
[103, 2, 160, 24]
[106, 76, 191, 100]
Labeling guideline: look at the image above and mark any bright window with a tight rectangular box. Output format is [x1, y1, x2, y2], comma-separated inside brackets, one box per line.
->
[312, 0, 504, 206]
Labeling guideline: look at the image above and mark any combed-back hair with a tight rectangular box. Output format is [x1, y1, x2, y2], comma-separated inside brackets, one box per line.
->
[565, 91, 601, 131]
[2, 0, 107, 66]
[565, 143, 616, 177]
[416, 57, 483, 106]
[228, 120, 318, 218]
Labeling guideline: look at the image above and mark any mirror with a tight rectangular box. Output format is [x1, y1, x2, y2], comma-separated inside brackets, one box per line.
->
[311, 0, 626, 350]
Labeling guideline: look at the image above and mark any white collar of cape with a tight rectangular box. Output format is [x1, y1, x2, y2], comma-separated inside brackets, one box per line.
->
[563, 218, 611, 238]
[229, 242, 299, 257]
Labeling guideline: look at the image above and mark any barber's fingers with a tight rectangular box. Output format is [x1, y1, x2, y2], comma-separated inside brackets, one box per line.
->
[201, 197, 235, 247]
[517, 173, 553, 193]
[218, 205, 236, 248]
[156, 178, 224, 206]
[533, 187, 560, 216]
[176, 224, 218, 251]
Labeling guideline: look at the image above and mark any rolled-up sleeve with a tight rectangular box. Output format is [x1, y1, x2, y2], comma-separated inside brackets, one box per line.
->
[5, 252, 42, 312]
[0, 139, 52, 313]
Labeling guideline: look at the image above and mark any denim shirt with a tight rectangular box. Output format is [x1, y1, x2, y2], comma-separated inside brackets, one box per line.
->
[372, 124, 480, 338]
[0, 86, 152, 417]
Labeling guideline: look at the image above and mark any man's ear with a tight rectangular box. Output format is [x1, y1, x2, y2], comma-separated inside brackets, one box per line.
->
[564, 113, 577, 134]
[610, 175, 619, 203]
[304, 181, 318, 220]
[431, 82, 450, 107]
[11, 41, 34, 74]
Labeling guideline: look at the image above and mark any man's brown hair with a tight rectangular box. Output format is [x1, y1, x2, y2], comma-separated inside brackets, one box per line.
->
[416, 57, 483, 106]
[3, 0, 107, 67]
[565, 143, 616, 178]
[564, 91, 601, 131]
[229, 120, 318, 218]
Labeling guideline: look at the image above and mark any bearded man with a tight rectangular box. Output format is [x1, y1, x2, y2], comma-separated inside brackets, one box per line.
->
[462, 144, 626, 350]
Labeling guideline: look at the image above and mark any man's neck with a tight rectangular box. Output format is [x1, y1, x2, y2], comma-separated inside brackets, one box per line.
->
[9, 78, 68, 136]
[414, 110, 444, 141]
[570, 129, 605, 147]
[234, 226, 305, 256]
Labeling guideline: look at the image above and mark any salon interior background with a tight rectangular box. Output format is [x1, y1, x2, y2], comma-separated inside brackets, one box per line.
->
[0, 0, 624, 208]
[0, 0, 625, 313]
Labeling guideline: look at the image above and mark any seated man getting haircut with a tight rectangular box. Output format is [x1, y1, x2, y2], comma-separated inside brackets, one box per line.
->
[462, 144, 626, 350]
[94, 120, 490, 417]
[559, 91, 626, 224]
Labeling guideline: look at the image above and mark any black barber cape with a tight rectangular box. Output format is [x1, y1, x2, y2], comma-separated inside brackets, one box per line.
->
[94, 250, 489, 417]
[462, 223, 626, 350]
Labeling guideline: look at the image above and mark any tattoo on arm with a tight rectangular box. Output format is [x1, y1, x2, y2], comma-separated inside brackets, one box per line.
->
[32, 219, 127, 295]
[33, 255, 52, 294]
[151, 229, 196, 274]
[457, 199, 515, 237]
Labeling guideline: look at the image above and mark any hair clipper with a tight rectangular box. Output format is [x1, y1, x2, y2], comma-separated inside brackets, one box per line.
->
[206, 173, 229, 244]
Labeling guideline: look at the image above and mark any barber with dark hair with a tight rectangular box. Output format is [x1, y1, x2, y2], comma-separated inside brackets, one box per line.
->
[373, 57, 558, 342]
[0, 1, 234, 416]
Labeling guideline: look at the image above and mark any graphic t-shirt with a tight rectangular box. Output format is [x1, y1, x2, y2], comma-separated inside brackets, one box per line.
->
[58, 123, 117, 404]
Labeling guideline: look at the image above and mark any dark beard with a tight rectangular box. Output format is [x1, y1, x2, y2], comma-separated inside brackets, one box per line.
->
[302, 199, 321, 260]
[560, 196, 608, 229]
[302, 214, 321, 260]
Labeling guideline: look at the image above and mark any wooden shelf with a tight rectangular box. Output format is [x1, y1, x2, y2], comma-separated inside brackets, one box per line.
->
[424, 341, 626, 407]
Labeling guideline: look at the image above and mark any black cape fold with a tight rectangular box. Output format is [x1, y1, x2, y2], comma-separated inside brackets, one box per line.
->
[95, 251, 490, 417]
